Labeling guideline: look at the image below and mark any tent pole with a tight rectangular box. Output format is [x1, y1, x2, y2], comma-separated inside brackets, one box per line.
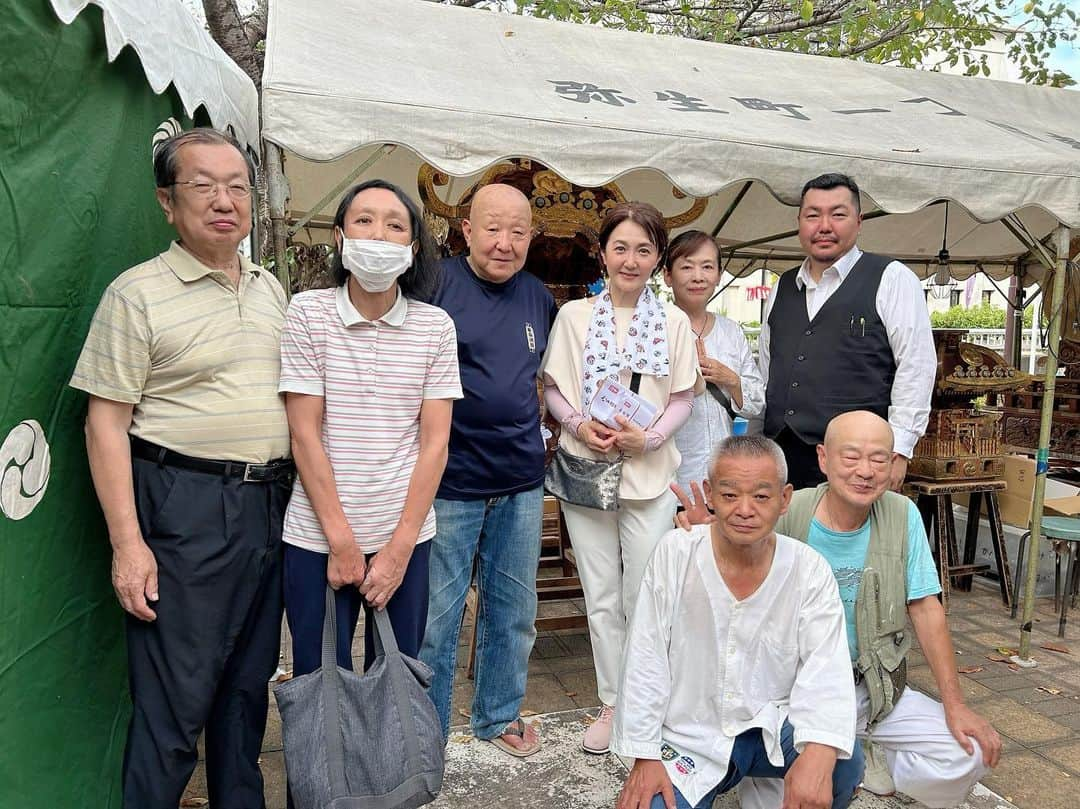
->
[1007, 260, 1024, 367]
[287, 145, 397, 238]
[712, 181, 752, 237]
[1015, 224, 1072, 665]
[1002, 214, 1057, 271]
[265, 141, 291, 296]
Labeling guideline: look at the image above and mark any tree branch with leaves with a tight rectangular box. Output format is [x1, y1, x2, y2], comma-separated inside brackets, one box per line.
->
[520, 0, 1077, 86]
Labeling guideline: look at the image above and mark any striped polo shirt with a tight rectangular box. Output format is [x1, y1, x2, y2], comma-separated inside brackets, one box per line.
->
[70, 241, 290, 463]
[278, 284, 462, 554]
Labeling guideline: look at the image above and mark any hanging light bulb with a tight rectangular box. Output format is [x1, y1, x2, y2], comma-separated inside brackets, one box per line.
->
[928, 202, 957, 300]
[933, 260, 951, 288]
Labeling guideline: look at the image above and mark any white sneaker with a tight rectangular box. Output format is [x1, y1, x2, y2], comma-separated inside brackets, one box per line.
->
[860, 739, 896, 796]
[582, 704, 615, 754]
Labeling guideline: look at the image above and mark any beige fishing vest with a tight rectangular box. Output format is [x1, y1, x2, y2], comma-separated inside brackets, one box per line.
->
[778, 484, 911, 727]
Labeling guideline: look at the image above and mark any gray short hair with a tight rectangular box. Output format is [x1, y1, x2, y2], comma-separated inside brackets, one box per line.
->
[152, 127, 256, 190]
[709, 435, 789, 486]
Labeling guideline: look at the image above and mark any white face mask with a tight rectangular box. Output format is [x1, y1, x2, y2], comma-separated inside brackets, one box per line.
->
[338, 234, 414, 292]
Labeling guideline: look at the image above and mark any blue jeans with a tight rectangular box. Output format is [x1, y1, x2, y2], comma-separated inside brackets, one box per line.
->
[420, 487, 543, 739]
[648, 722, 864, 809]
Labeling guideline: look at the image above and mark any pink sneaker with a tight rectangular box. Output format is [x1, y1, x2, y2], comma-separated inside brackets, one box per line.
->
[582, 704, 615, 754]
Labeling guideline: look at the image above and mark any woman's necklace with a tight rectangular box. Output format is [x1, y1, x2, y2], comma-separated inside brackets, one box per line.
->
[690, 312, 710, 341]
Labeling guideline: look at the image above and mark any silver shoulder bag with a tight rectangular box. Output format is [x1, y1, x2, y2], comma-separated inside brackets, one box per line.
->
[544, 373, 640, 512]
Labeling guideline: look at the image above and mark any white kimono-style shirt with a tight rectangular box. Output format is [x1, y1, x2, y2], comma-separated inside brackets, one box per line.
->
[611, 526, 856, 805]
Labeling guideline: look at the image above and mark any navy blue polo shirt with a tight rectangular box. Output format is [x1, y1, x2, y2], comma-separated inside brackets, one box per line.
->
[433, 255, 558, 500]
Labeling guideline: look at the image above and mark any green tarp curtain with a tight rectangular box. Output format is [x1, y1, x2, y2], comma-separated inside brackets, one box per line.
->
[1, 2, 192, 805]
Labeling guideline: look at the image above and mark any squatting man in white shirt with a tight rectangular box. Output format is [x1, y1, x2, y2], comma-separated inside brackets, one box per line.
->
[612, 435, 863, 809]
[677, 412, 1002, 808]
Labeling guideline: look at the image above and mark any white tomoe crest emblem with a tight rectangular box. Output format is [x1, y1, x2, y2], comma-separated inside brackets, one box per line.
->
[152, 117, 182, 161]
[0, 419, 52, 520]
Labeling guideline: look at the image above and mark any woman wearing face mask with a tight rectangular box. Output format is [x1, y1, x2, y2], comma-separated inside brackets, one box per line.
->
[540, 202, 703, 755]
[278, 179, 462, 682]
[664, 230, 765, 489]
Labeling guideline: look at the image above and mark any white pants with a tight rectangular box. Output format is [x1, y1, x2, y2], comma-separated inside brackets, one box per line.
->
[560, 490, 676, 706]
[739, 685, 989, 809]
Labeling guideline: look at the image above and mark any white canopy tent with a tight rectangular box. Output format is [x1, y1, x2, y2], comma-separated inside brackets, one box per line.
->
[262, 0, 1080, 283]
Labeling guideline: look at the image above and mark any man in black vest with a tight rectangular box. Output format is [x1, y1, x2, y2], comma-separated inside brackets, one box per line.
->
[758, 173, 935, 491]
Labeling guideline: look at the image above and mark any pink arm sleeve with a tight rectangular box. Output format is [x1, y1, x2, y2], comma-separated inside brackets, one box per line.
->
[543, 376, 586, 439]
[645, 388, 695, 452]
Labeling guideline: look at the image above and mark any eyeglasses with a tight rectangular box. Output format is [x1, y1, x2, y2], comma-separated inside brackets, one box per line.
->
[170, 180, 253, 199]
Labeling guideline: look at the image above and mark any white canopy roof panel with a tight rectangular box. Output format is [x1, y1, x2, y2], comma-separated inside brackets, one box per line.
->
[262, 0, 1079, 279]
[52, 0, 260, 151]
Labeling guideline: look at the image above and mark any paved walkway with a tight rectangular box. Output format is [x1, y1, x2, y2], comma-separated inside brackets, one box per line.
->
[182, 581, 1080, 808]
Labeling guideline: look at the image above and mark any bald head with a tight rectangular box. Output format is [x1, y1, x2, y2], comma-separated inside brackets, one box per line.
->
[469, 183, 531, 223]
[824, 411, 894, 453]
[817, 410, 894, 511]
[462, 183, 533, 283]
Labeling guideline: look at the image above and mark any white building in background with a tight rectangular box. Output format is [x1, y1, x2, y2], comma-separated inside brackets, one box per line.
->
[708, 269, 781, 326]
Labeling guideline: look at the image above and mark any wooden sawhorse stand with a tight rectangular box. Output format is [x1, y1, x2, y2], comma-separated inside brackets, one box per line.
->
[906, 479, 1013, 612]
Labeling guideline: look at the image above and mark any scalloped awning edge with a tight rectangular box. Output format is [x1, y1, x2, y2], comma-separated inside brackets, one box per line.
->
[50, 0, 259, 153]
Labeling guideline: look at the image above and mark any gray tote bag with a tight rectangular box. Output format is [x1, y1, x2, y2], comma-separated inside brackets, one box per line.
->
[274, 587, 444, 809]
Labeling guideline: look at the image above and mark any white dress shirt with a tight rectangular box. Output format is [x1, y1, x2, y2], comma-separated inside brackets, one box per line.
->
[757, 246, 936, 457]
[611, 527, 856, 806]
[674, 315, 765, 488]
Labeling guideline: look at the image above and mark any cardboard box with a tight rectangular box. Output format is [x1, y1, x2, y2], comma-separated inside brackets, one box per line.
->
[1044, 496, 1080, 518]
[1005, 454, 1035, 498]
[994, 454, 1080, 527]
[997, 492, 1033, 528]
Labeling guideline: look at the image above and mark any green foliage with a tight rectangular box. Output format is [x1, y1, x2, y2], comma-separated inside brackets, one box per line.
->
[515, 0, 1077, 87]
[929, 301, 1036, 328]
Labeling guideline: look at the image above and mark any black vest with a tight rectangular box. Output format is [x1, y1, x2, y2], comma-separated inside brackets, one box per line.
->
[764, 252, 896, 445]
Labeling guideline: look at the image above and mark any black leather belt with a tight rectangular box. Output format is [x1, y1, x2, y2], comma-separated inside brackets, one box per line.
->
[131, 436, 294, 483]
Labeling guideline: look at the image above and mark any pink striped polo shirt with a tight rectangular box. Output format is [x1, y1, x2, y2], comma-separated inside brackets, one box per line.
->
[279, 284, 462, 553]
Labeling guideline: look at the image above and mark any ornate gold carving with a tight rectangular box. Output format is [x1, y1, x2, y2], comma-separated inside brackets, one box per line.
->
[528, 170, 623, 240]
[662, 192, 709, 229]
[423, 211, 450, 246]
[416, 159, 708, 241]
[1061, 340, 1080, 377]
[911, 329, 1032, 482]
[937, 337, 1032, 394]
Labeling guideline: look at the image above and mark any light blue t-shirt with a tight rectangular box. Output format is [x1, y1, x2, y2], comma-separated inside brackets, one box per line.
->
[807, 499, 941, 661]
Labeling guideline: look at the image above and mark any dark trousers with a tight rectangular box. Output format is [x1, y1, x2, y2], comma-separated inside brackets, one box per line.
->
[650, 721, 864, 808]
[775, 428, 827, 491]
[124, 458, 289, 809]
[283, 541, 431, 677]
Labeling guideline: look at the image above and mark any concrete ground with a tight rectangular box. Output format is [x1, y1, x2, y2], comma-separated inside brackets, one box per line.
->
[182, 581, 1080, 809]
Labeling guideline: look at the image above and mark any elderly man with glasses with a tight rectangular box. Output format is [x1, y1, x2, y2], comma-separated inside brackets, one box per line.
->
[70, 128, 293, 809]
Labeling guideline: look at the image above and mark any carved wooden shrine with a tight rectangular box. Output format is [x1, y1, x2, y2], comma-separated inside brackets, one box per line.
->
[994, 340, 1080, 461]
[909, 329, 1033, 481]
[993, 246, 1080, 460]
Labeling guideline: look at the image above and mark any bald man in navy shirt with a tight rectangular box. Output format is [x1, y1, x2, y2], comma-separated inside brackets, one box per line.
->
[420, 184, 557, 757]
